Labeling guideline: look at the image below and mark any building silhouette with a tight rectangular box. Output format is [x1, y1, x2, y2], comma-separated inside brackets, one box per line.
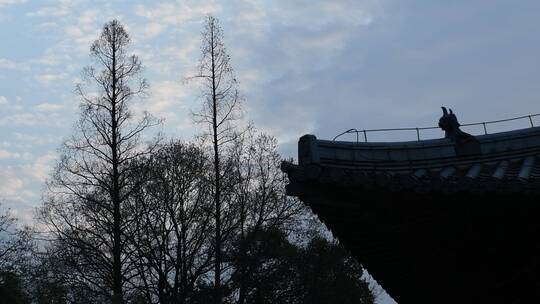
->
[282, 108, 540, 303]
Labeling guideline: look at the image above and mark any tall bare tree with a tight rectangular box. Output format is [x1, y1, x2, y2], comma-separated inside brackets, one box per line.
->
[190, 15, 242, 304]
[40, 19, 156, 304]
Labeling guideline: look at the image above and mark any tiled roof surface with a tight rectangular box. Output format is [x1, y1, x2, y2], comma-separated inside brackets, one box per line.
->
[284, 127, 540, 195]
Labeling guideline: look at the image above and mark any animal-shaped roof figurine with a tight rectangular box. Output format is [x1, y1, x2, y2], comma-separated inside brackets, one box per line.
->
[439, 107, 461, 140]
[438, 106, 480, 155]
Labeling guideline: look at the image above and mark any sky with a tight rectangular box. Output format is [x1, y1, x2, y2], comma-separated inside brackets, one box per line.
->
[1, 1, 540, 302]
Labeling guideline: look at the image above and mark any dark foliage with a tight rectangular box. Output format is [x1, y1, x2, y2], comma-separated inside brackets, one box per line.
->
[0, 271, 29, 304]
[230, 228, 375, 304]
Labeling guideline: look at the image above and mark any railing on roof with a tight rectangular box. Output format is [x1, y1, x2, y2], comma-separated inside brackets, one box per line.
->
[333, 113, 540, 143]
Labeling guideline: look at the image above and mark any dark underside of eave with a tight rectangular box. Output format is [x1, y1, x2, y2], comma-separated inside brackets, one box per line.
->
[283, 164, 540, 304]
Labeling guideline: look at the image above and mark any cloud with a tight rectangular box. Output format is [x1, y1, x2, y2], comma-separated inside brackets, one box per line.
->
[0, 168, 24, 197]
[0, 58, 20, 70]
[0, 149, 20, 159]
[0, 0, 26, 8]
[134, 2, 221, 25]
[0, 55, 63, 72]
[0, 134, 58, 151]
[61, 9, 105, 51]
[0, 112, 67, 127]
[138, 80, 190, 121]
[34, 103, 64, 112]
[0, 151, 56, 223]
[25, 152, 57, 182]
[213, 0, 384, 147]
[12, 133, 58, 147]
[34, 73, 68, 86]
[26, 0, 80, 17]
[0, 96, 70, 127]
[142, 22, 166, 39]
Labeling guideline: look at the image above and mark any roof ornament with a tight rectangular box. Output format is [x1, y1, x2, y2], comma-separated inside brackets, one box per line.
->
[439, 107, 480, 155]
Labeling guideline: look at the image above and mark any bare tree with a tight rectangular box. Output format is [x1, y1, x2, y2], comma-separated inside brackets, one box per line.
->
[189, 15, 242, 304]
[40, 19, 156, 304]
[126, 141, 214, 304]
[227, 132, 304, 304]
[233, 133, 303, 235]
[0, 203, 32, 273]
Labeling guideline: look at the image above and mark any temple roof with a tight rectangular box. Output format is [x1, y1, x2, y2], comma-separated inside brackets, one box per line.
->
[281, 119, 540, 303]
[283, 126, 540, 196]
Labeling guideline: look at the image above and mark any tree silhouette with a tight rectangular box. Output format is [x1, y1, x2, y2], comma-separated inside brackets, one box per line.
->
[230, 228, 375, 304]
[227, 132, 304, 304]
[40, 19, 156, 304]
[189, 15, 242, 304]
[126, 141, 213, 303]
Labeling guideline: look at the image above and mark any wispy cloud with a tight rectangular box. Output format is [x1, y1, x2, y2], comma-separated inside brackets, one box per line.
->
[134, 2, 221, 25]
[35, 73, 69, 87]
[0, 149, 25, 159]
[0, 168, 24, 197]
[0, 58, 17, 69]
[0, 151, 56, 221]
[0, 112, 67, 127]
[26, 0, 81, 18]
[0, 0, 27, 8]
[34, 102, 65, 112]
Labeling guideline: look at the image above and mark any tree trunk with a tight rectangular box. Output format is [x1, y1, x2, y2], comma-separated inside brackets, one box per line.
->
[210, 25, 222, 304]
[111, 38, 123, 304]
